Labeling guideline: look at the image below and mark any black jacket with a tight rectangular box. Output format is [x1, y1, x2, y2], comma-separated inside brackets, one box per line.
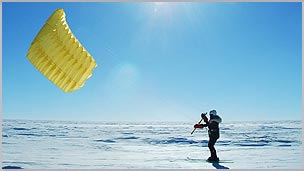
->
[202, 115, 222, 137]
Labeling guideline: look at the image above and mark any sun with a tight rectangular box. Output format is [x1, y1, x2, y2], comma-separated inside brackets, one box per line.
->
[153, 2, 168, 13]
[154, 2, 165, 5]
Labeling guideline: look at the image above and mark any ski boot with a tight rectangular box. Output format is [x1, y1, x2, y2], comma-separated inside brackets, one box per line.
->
[207, 156, 219, 162]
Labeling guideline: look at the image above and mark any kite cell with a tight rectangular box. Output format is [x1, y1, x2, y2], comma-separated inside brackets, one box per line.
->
[27, 8, 97, 93]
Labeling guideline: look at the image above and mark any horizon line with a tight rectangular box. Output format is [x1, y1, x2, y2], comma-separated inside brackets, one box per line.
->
[2, 118, 302, 123]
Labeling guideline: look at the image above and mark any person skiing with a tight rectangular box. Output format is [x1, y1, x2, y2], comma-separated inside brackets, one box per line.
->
[194, 109, 222, 162]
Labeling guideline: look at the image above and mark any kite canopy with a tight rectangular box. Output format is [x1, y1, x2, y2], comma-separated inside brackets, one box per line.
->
[27, 8, 97, 93]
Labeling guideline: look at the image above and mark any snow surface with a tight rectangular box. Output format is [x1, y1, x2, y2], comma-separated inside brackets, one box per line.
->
[2, 119, 302, 169]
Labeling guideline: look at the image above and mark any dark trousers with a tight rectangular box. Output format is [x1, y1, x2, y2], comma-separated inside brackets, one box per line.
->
[208, 132, 219, 158]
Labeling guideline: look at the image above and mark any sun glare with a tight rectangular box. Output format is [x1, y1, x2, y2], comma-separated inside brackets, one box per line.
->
[154, 2, 165, 5]
[153, 2, 169, 13]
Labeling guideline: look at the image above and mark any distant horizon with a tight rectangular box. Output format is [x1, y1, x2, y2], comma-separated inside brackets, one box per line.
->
[2, 2, 302, 122]
[2, 117, 302, 123]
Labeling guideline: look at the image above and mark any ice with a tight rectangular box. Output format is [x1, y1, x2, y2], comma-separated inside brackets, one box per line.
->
[2, 119, 302, 169]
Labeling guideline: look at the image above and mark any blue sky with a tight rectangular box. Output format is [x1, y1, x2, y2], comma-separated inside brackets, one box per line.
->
[2, 2, 302, 122]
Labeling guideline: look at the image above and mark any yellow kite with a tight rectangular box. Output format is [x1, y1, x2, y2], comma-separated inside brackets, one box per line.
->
[27, 8, 97, 93]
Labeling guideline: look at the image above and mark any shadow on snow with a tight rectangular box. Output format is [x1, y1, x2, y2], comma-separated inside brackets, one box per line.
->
[212, 162, 230, 169]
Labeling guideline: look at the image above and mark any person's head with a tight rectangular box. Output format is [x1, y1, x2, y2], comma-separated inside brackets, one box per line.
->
[209, 110, 217, 117]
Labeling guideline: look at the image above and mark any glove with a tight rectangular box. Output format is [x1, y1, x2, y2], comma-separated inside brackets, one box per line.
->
[201, 113, 208, 123]
[194, 124, 203, 129]
[201, 112, 207, 118]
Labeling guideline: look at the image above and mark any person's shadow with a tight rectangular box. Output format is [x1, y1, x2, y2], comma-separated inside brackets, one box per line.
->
[212, 162, 230, 169]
